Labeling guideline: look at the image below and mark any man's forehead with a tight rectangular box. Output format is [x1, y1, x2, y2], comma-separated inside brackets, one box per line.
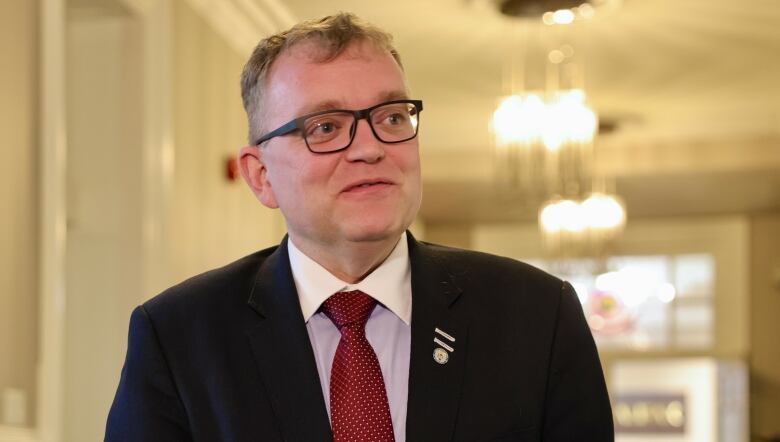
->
[285, 38, 392, 65]
[264, 40, 409, 114]
[300, 90, 410, 114]
[268, 39, 402, 84]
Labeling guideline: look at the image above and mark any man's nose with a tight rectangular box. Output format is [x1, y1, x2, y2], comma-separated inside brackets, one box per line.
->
[344, 118, 385, 163]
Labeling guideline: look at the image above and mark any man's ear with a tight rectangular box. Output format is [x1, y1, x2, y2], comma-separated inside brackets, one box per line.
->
[238, 146, 279, 209]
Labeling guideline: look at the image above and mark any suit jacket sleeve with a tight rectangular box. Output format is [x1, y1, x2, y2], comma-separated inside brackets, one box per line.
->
[105, 305, 192, 442]
[542, 282, 614, 441]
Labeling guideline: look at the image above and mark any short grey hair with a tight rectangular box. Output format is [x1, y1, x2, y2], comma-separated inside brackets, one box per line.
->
[240, 12, 404, 143]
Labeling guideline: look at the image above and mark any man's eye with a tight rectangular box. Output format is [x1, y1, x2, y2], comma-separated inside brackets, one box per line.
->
[307, 120, 340, 137]
[386, 113, 406, 125]
[314, 122, 336, 134]
[375, 111, 407, 126]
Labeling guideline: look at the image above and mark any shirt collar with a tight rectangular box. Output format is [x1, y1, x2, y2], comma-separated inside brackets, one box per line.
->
[287, 232, 412, 325]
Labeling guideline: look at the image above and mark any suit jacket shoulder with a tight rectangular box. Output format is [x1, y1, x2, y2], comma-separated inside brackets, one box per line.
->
[406, 238, 613, 442]
[412, 239, 566, 318]
[107, 241, 332, 441]
[144, 245, 278, 318]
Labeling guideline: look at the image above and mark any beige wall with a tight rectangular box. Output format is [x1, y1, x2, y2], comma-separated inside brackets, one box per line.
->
[49, 1, 287, 439]
[424, 223, 471, 249]
[166, 0, 284, 287]
[749, 212, 780, 439]
[0, 0, 39, 427]
[64, 6, 145, 440]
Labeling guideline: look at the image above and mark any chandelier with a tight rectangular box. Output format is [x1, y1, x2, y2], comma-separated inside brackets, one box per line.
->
[490, 1, 626, 258]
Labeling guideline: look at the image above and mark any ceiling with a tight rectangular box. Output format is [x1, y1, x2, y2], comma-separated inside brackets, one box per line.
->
[215, 0, 780, 223]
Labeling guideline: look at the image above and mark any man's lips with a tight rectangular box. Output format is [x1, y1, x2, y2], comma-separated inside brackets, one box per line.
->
[341, 178, 395, 193]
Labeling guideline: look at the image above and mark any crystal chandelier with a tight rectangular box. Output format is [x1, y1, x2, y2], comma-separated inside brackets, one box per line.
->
[490, 2, 626, 258]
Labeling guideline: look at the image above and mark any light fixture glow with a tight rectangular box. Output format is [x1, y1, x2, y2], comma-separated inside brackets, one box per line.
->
[539, 200, 566, 232]
[539, 198, 585, 233]
[492, 90, 597, 150]
[490, 8, 626, 257]
[579, 3, 595, 18]
[548, 49, 565, 64]
[656, 283, 677, 303]
[582, 193, 626, 229]
[552, 9, 576, 24]
[560, 199, 586, 232]
[492, 94, 546, 146]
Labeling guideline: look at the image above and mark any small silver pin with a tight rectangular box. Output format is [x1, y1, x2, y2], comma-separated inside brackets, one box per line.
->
[433, 347, 449, 364]
[435, 327, 455, 342]
[433, 337, 454, 353]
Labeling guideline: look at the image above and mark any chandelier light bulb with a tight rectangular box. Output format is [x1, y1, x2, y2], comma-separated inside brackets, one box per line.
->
[539, 199, 566, 232]
[582, 193, 626, 229]
[539, 199, 588, 233]
[492, 90, 597, 149]
[492, 94, 547, 146]
[560, 199, 586, 232]
[539, 192, 627, 257]
[553, 90, 598, 143]
[552, 9, 576, 24]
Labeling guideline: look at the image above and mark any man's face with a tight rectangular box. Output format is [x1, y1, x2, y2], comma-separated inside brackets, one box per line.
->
[240, 41, 422, 250]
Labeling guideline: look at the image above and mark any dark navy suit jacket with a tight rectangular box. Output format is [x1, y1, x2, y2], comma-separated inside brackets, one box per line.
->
[106, 234, 614, 441]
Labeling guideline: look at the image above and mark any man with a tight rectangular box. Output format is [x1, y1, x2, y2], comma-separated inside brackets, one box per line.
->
[106, 12, 613, 442]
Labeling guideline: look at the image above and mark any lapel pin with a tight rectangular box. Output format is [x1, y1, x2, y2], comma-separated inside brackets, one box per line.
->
[432, 327, 456, 364]
[433, 347, 449, 364]
[433, 337, 454, 352]
[435, 327, 455, 343]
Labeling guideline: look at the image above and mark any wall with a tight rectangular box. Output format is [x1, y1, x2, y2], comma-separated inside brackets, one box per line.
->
[424, 223, 471, 249]
[54, 1, 286, 440]
[167, 0, 285, 287]
[64, 5, 145, 441]
[0, 0, 39, 428]
[749, 212, 780, 439]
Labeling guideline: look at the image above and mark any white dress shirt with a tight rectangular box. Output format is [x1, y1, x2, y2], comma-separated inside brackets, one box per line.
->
[288, 233, 412, 442]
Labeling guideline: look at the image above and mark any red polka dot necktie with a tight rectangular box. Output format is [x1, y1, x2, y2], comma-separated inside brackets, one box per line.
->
[321, 290, 395, 442]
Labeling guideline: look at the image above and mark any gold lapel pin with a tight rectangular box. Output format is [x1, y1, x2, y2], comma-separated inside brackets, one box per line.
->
[433, 347, 449, 364]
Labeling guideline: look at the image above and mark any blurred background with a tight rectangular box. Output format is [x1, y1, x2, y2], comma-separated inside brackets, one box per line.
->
[1, 0, 779, 440]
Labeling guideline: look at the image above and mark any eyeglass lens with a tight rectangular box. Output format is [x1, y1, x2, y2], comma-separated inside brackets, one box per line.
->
[303, 102, 419, 152]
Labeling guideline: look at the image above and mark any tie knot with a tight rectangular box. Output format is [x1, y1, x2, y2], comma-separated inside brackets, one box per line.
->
[321, 290, 376, 330]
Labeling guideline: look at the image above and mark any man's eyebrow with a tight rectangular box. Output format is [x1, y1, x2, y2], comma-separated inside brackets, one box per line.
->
[378, 90, 410, 102]
[299, 100, 343, 115]
[296, 91, 411, 116]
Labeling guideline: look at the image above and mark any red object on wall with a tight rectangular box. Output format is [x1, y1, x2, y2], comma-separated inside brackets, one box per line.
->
[226, 156, 239, 182]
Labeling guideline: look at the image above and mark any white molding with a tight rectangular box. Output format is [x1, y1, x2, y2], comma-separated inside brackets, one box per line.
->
[183, 0, 296, 56]
[138, 0, 175, 298]
[0, 426, 37, 442]
[37, 0, 67, 440]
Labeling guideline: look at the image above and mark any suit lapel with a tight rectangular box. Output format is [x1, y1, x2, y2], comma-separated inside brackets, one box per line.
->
[245, 238, 332, 442]
[406, 235, 468, 442]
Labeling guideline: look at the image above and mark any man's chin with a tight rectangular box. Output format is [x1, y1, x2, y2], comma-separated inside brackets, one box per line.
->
[341, 223, 408, 245]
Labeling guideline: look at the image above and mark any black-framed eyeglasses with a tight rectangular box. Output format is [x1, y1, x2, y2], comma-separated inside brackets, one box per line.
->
[254, 99, 423, 154]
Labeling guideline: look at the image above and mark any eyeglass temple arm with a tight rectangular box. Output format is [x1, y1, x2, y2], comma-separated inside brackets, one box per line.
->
[254, 119, 300, 146]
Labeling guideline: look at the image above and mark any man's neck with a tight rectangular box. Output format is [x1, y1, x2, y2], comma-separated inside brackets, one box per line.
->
[288, 234, 403, 284]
